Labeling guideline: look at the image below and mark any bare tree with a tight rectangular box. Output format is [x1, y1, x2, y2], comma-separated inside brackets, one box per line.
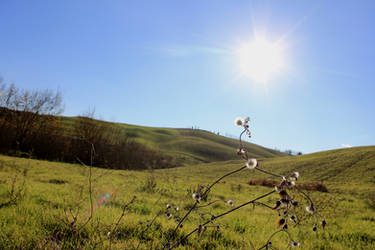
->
[0, 82, 64, 151]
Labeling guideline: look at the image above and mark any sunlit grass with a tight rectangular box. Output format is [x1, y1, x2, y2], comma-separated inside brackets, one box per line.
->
[1, 149, 375, 249]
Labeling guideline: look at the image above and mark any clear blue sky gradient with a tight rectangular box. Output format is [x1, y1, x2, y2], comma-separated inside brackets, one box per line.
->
[1, 0, 374, 153]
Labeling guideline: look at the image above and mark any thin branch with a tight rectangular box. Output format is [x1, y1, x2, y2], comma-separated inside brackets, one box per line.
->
[76, 154, 94, 232]
[258, 229, 292, 250]
[170, 165, 247, 239]
[171, 190, 276, 249]
[294, 185, 314, 204]
[136, 211, 163, 249]
[255, 166, 285, 179]
[112, 196, 137, 232]
[196, 200, 221, 208]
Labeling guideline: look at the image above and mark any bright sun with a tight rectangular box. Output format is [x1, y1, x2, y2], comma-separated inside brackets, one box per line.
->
[236, 38, 284, 82]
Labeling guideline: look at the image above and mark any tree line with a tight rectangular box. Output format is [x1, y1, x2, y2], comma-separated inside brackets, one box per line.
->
[0, 82, 176, 170]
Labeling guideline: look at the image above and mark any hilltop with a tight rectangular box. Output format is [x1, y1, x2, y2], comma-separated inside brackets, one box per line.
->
[1, 104, 284, 170]
[59, 116, 285, 166]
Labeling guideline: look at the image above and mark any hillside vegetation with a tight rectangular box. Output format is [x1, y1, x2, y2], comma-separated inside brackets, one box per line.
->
[0, 106, 284, 170]
[0, 83, 284, 170]
[184, 145, 375, 197]
[0, 146, 374, 249]
[59, 116, 285, 165]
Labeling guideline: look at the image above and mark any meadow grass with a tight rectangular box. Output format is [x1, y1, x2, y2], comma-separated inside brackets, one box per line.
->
[0, 148, 375, 249]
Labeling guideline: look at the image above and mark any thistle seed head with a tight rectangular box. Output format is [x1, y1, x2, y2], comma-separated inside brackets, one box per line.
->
[192, 192, 201, 202]
[246, 158, 257, 169]
[234, 117, 244, 127]
[227, 200, 234, 206]
[306, 204, 316, 214]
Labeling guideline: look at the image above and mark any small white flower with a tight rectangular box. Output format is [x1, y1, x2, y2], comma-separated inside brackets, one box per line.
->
[227, 200, 234, 206]
[237, 148, 246, 155]
[175, 206, 179, 211]
[166, 204, 171, 209]
[290, 172, 300, 181]
[290, 181, 296, 186]
[246, 158, 257, 169]
[234, 117, 244, 127]
[305, 204, 316, 214]
[192, 193, 201, 201]
[107, 231, 112, 238]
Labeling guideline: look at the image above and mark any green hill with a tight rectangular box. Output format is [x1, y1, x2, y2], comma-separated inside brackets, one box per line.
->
[173, 145, 375, 198]
[59, 116, 285, 165]
[0, 146, 374, 249]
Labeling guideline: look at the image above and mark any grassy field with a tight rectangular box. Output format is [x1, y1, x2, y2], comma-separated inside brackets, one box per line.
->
[60, 116, 285, 165]
[1, 145, 375, 249]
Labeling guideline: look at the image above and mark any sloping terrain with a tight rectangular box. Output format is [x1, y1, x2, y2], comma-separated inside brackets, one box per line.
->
[169, 145, 375, 197]
[0, 146, 375, 249]
[60, 116, 285, 165]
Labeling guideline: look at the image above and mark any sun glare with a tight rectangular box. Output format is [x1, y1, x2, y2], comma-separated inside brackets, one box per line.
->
[236, 38, 284, 82]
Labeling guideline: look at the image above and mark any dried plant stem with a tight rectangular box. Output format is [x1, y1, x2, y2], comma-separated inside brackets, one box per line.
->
[205, 165, 247, 197]
[252, 201, 275, 210]
[136, 211, 163, 249]
[255, 166, 285, 179]
[171, 165, 247, 234]
[108, 196, 136, 249]
[112, 196, 137, 232]
[196, 200, 221, 208]
[171, 190, 276, 249]
[75, 156, 94, 232]
[258, 229, 292, 250]
[165, 165, 247, 248]
[294, 185, 314, 204]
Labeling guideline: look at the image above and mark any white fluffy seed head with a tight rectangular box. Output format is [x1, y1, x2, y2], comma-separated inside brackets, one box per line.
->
[290, 172, 300, 181]
[237, 148, 246, 155]
[192, 193, 201, 201]
[246, 158, 257, 169]
[305, 204, 316, 214]
[234, 117, 244, 127]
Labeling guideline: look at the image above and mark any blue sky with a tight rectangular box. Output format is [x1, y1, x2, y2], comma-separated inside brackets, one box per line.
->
[0, 0, 374, 153]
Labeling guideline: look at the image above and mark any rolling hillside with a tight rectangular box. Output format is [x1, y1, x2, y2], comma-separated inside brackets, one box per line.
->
[167, 145, 375, 198]
[59, 116, 285, 165]
[0, 146, 374, 249]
